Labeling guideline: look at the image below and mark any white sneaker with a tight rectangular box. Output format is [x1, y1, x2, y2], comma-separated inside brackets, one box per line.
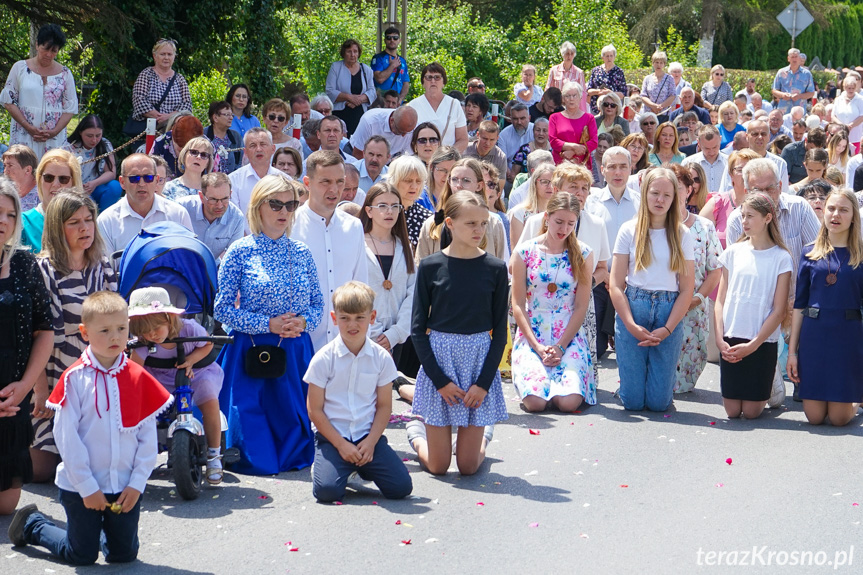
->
[767, 366, 786, 408]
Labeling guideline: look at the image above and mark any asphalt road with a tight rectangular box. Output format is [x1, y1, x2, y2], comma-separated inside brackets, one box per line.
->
[2, 354, 862, 575]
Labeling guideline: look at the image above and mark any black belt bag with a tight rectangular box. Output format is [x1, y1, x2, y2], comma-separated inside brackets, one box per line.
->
[244, 335, 286, 379]
[804, 307, 862, 320]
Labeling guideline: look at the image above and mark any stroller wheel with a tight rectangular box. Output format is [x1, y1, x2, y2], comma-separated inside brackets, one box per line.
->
[171, 430, 203, 500]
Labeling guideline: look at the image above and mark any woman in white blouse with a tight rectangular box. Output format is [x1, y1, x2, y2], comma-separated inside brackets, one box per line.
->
[408, 63, 468, 153]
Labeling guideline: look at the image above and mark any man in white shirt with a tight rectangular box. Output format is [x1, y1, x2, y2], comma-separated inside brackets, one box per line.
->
[498, 104, 534, 181]
[586, 146, 640, 359]
[683, 125, 727, 193]
[356, 136, 389, 191]
[294, 150, 368, 350]
[97, 154, 193, 259]
[176, 172, 244, 262]
[350, 107, 417, 159]
[717, 120, 789, 194]
[229, 128, 283, 230]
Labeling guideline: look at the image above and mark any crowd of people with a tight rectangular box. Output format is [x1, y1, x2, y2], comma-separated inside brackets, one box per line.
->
[1, 23, 863, 566]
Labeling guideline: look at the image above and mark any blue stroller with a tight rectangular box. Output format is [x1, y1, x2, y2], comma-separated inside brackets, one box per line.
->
[118, 221, 237, 500]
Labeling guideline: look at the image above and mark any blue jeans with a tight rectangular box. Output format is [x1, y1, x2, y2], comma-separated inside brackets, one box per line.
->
[24, 488, 141, 565]
[312, 433, 412, 503]
[91, 180, 123, 212]
[615, 286, 684, 411]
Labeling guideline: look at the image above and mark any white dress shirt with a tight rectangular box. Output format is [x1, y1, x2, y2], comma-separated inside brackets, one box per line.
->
[291, 205, 368, 350]
[304, 335, 397, 441]
[49, 349, 161, 496]
[408, 94, 466, 147]
[97, 193, 192, 258]
[586, 185, 641, 267]
[229, 163, 285, 232]
[349, 108, 413, 157]
[683, 151, 729, 194]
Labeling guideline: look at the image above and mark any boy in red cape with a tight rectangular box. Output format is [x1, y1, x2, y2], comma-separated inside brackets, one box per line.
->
[8, 291, 172, 565]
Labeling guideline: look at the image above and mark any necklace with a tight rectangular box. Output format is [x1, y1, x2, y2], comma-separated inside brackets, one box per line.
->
[369, 234, 393, 290]
[826, 250, 840, 286]
[544, 244, 563, 293]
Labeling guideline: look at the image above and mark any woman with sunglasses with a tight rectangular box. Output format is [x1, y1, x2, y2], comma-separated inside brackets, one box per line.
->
[411, 122, 442, 166]
[215, 176, 322, 475]
[701, 65, 733, 112]
[163, 137, 214, 201]
[21, 149, 82, 252]
[594, 93, 629, 137]
[261, 98, 302, 158]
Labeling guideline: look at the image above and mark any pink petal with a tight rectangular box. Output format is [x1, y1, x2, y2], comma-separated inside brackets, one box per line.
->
[709, 421, 717, 425]
[333, 501, 343, 505]
[663, 414, 671, 418]
[476, 502, 485, 506]
[258, 495, 269, 500]
[395, 520, 402, 525]
[715, 483, 724, 487]
[726, 458, 733, 465]
[619, 484, 629, 488]
[529, 522, 539, 528]
[529, 429, 541, 435]
[372, 501, 379, 505]
[401, 539, 412, 545]
[289, 547, 299, 552]
[853, 503, 860, 507]
[402, 458, 410, 461]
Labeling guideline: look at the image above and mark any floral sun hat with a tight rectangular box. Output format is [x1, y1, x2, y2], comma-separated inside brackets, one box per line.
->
[128, 286, 186, 317]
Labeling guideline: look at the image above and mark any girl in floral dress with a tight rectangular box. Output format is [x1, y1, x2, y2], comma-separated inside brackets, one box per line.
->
[511, 192, 596, 412]
[668, 165, 721, 393]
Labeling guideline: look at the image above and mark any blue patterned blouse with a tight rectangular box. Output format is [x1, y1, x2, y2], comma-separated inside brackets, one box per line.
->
[214, 233, 324, 335]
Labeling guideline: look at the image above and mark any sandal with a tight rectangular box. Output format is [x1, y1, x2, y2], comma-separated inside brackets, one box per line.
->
[206, 455, 224, 486]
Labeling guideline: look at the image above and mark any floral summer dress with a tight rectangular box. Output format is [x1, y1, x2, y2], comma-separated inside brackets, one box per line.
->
[512, 239, 596, 404]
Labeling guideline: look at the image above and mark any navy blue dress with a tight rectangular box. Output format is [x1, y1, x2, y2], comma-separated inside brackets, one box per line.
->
[215, 234, 323, 475]
[795, 246, 863, 402]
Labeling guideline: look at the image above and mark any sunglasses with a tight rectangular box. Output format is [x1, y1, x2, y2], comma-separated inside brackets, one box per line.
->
[268, 113, 287, 123]
[642, 121, 657, 126]
[385, 35, 400, 41]
[188, 149, 211, 160]
[126, 174, 156, 184]
[42, 174, 71, 184]
[692, 177, 701, 183]
[417, 137, 440, 145]
[602, 102, 618, 108]
[485, 180, 498, 190]
[268, 199, 300, 212]
[470, 83, 485, 90]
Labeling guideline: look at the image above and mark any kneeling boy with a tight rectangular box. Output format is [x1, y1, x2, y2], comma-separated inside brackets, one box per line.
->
[305, 281, 412, 502]
[9, 292, 172, 565]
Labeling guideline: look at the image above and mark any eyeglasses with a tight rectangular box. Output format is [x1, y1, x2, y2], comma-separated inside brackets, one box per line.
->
[217, 112, 233, 118]
[204, 196, 231, 205]
[692, 177, 701, 183]
[642, 121, 657, 126]
[537, 179, 552, 186]
[450, 176, 476, 186]
[424, 74, 443, 82]
[417, 137, 440, 145]
[126, 174, 156, 184]
[267, 199, 300, 212]
[42, 174, 71, 184]
[233, 93, 249, 100]
[188, 149, 211, 160]
[628, 144, 645, 151]
[732, 167, 744, 174]
[602, 102, 618, 108]
[433, 167, 449, 175]
[749, 184, 779, 195]
[372, 203, 403, 212]
[385, 35, 400, 41]
[485, 180, 498, 190]
[268, 113, 287, 123]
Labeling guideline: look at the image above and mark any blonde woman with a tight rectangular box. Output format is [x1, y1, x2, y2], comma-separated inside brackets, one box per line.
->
[827, 132, 850, 172]
[701, 64, 733, 111]
[609, 168, 695, 411]
[594, 93, 629, 137]
[648, 122, 684, 165]
[215, 175, 322, 475]
[162, 136, 214, 201]
[131, 38, 192, 127]
[21, 149, 82, 252]
[509, 164, 555, 251]
[717, 101, 745, 148]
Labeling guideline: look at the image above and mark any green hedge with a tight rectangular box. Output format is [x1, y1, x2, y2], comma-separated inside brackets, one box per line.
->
[623, 67, 837, 102]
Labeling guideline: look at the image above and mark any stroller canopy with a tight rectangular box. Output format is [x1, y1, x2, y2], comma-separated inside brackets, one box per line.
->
[118, 221, 218, 316]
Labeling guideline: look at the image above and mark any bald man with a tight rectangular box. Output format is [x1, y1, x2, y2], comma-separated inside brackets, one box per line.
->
[350, 106, 418, 160]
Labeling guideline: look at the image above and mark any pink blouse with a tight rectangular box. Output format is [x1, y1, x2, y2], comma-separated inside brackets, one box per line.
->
[546, 63, 588, 114]
[548, 112, 598, 168]
[712, 192, 736, 249]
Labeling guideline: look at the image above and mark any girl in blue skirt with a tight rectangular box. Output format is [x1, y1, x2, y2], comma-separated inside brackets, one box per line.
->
[406, 191, 509, 476]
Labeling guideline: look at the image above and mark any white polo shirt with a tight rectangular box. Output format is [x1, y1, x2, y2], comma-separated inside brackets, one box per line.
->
[349, 108, 413, 157]
[97, 193, 192, 258]
[304, 335, 397, 441]
[291, 205, 368, 351]
[586, 185, 641, 268]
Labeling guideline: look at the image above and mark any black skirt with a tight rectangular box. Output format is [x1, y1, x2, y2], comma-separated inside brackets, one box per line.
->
[719, 337, 777, 401]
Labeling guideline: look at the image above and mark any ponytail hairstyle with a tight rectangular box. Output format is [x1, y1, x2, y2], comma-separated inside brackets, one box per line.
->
[443, 190, 489, 250]
[634, 167, 687, 274]
[430, 157, 485, 241]
[67, 115, 113, 174]
[807, 188, 863, 268]
[540, 192, 589, 286]
[736, 193, 789, 254]
[360, 182, 415, 273]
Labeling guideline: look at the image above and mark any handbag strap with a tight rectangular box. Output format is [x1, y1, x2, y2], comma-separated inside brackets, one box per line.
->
[154, 72, 178, 113]
[249, 334, 283, 348]
[441, 97, 456, 142]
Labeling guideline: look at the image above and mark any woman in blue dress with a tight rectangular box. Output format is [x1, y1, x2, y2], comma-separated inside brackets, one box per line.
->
[788, 188, 863, 426]
[215, 175, 323, 474]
